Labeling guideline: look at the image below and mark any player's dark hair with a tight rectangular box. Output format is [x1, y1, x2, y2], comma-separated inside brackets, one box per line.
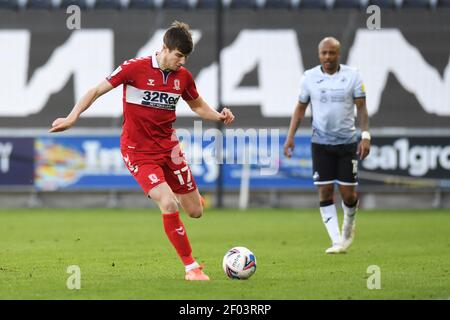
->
[164, 21, 194, 56]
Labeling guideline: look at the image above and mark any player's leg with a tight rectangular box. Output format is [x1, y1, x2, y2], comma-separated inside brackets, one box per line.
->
[338, 185, 358, 250]
[176, 188, 203, 219]
[174, 189, 210, 280]
[318, 184, 345, 253]
[163, 154, 209, 280]
[165, 151, 203, 218]
[336, 143, 359, 251]
[149, 182, 208, 280]
[148, 183, 196, 268]
[121, 151, 207, 280]
[312, 143, 344, 253]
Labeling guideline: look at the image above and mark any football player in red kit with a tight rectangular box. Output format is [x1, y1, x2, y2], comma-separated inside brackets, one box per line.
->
[49, 21, 235, 281]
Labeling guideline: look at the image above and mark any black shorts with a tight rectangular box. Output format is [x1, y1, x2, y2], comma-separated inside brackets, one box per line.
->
[311, 142, 358, 186]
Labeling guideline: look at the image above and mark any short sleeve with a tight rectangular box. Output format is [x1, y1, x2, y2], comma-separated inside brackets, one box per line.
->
[298, 74, 310, 104]
[106, 59, 139, 88]
[182, 71, 199, 101]
[353, 71, 366, 99]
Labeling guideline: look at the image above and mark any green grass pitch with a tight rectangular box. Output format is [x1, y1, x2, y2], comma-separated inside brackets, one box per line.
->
[0, 208, 449, 300]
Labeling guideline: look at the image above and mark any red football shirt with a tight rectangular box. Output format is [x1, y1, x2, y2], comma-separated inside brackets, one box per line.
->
[106, 54, 199, 154]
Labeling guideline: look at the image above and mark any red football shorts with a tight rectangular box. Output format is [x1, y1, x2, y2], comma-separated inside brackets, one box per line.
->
[121, 148, 197, 196]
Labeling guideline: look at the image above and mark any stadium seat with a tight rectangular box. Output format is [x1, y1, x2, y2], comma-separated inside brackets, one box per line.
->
[428, 0, 437, 8]
[229, 0, 256, 8]
[163, 0, 189, 8]
[95, 0, 121, 8]
[196, 0, 217, 8]
[264, 0, 291, 8]
[61, 0, 88, 9]
[17, 0, 28, 8]
[402, 0, 430, 7]
[438, 0, 450, 7]
[299, 0, 328, 9]
[368, 0, 395, 7]
[128, 0, 153, 8]
[27, 0, 53, 8]
[333, 0, 362, 8]
[0, 0, 18, 9]
[152, 0, 163, 8]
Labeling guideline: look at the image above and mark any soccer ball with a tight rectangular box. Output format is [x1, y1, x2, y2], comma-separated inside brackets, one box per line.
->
[222, 246, 257, 280]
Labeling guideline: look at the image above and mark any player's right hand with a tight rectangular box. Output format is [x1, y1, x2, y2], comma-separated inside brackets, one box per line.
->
[283, 138, 295, 158]
[219, 107, 235, 125]
[49, 117, 75, 133]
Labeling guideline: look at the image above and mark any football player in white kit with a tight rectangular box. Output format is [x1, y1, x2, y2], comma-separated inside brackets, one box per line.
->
[284, 37, 371, 254]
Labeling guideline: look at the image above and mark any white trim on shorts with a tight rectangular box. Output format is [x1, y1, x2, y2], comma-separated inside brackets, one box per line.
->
[336, 180, 358, 186]
[314, 180, 335, 185]
[314, 180, 358, 186]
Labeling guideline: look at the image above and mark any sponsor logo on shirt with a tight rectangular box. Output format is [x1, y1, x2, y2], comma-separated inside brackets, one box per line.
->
[320, 90, 328, 103]
[126, 85, 181, 111]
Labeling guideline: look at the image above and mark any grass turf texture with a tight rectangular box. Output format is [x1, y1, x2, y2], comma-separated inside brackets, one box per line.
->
[0, 208, 449, 300]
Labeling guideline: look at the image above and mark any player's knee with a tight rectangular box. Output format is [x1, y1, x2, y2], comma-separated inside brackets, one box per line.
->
[159, 197, 178, 213]
[343, 194, 358, 207]
[186, 206, 203, 219]
[319, 189, 334, 201]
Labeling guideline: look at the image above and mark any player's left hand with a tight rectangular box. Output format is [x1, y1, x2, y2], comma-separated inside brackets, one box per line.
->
[357, 139, 371, 160]
[219, 108, 235, 125]
[49, 117, 75, 133]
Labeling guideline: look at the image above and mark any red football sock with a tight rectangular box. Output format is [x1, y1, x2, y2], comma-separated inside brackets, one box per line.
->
[162, 212, 195, 266]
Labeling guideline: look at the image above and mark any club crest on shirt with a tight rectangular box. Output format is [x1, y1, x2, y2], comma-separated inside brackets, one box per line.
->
[173, 79, 181, 91]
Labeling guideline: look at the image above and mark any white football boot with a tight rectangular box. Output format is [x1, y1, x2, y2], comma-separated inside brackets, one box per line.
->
[325, 243, 346, 254]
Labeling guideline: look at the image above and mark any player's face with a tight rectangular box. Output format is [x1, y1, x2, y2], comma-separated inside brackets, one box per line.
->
[319, 43, 340, 73]
[165, 49, 188, 71]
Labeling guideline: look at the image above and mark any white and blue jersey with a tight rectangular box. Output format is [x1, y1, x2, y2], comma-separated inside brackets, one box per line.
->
[298, 64, 366, 145]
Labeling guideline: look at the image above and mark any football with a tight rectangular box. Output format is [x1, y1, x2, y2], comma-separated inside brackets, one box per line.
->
[222, 246, 257, 280]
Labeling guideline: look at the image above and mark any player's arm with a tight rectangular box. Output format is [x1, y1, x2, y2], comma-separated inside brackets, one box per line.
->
[186, 96, 235, 125]
[355, 97, 370, 160]
[49, 80, 114, 133]
[283, 102, 308, 158]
